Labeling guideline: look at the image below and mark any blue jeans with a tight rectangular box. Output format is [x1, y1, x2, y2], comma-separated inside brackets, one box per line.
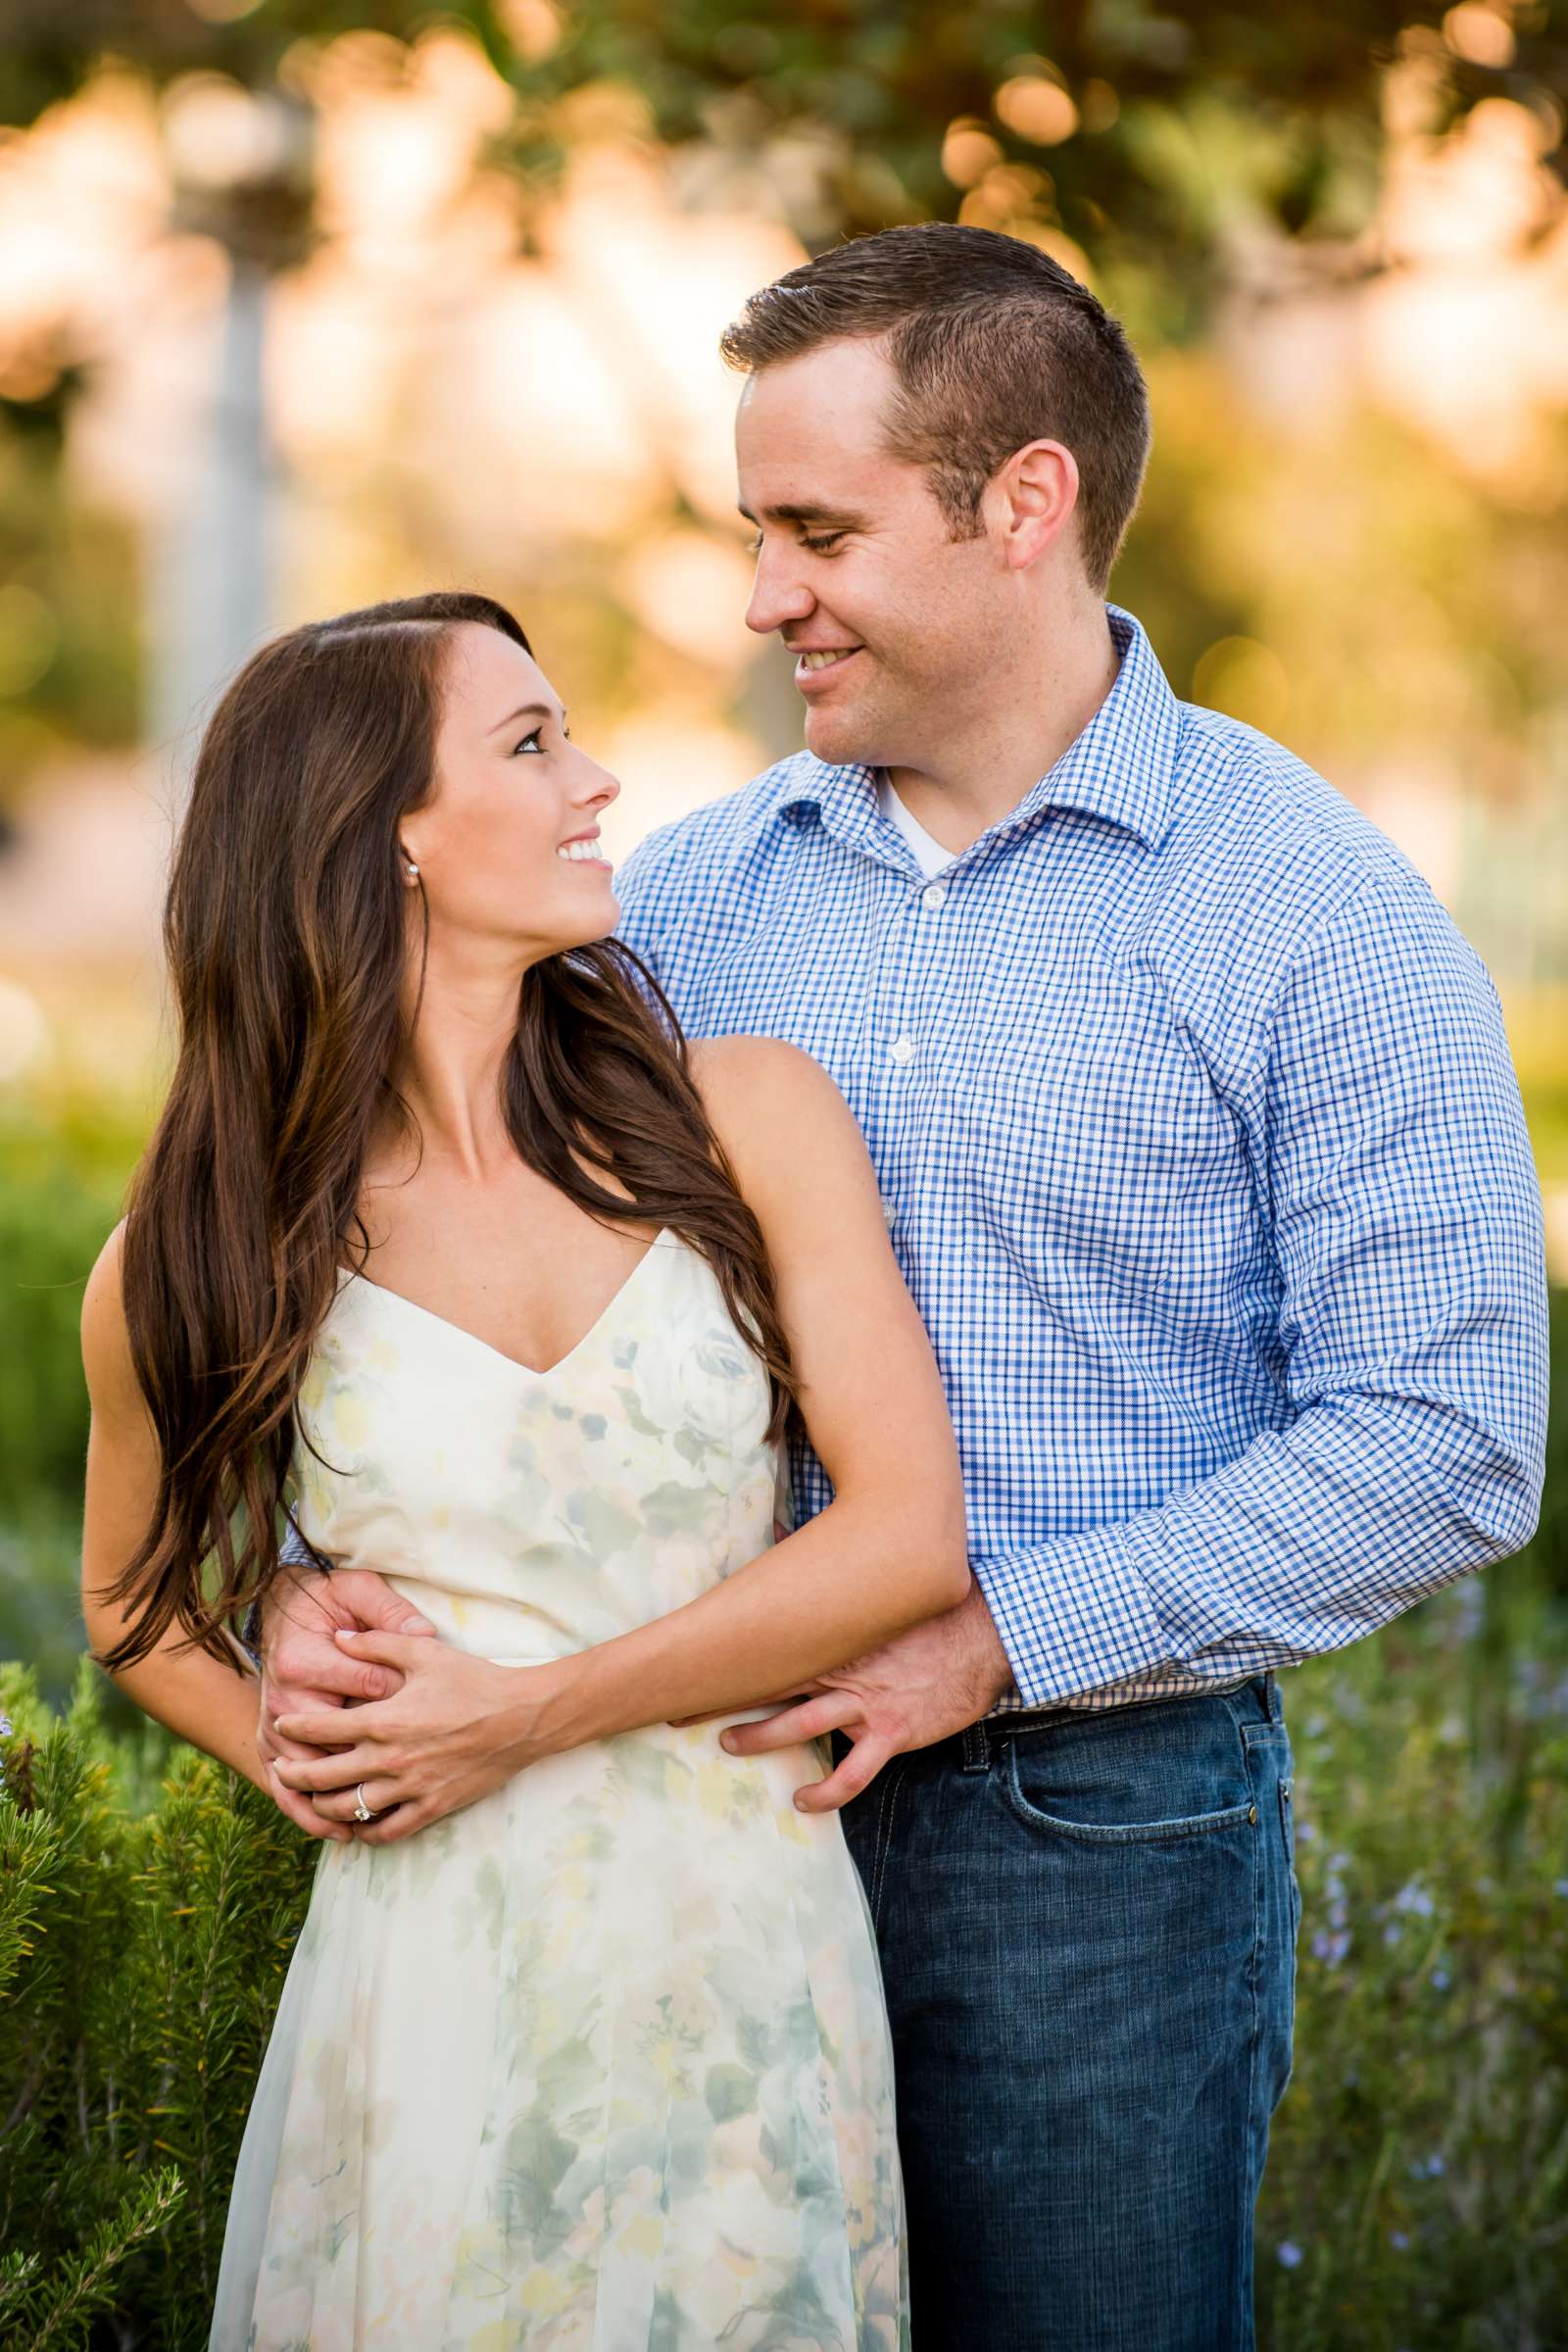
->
[839, 1673, 1299, 2351]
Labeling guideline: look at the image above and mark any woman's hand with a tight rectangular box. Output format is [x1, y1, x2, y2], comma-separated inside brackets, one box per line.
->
[255, 1565, 438, 1845]
[272, 1630, 568, 1845]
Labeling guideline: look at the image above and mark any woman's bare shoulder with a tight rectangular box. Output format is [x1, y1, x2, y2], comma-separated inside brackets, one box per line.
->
[687, 1034, 853, 1142]
[80, 1219, 142, 1417]
[684, 1036, 873, 1225]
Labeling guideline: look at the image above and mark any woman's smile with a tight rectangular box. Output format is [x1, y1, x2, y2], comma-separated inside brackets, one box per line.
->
[557, 830, 612, 870]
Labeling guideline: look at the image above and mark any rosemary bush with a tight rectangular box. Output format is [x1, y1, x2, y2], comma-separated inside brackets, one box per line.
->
[0, 1662, 315, 2352]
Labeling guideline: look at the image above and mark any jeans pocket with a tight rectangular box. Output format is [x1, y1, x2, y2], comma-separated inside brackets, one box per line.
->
[998, 1738, 1260, 1845]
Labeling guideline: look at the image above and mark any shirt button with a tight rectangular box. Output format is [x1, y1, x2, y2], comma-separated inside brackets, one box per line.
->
[920, 882, 947, 910]
[890, 1036, 915, 1067]
[881, 1197, 897, 1227]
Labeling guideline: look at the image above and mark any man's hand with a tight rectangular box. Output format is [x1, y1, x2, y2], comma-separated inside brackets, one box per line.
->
[270, 1632, 569, 1845]
[256, 1566, 436, 1843]
[716, 1577, 1014, 1813]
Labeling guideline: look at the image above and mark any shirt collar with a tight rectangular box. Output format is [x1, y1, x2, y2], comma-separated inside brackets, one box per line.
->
[774, 605, 1179, 858]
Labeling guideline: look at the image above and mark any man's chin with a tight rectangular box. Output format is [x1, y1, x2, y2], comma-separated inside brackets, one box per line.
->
[803, 702, 882, 771]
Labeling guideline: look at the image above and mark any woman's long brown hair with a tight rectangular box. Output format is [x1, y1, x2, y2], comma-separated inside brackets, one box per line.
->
[104, 591, 797, 1672]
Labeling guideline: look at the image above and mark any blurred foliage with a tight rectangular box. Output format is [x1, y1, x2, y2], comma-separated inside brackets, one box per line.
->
[0, 1102, 137, 1713]
[1254, 1569, 1568, 2349]
[0, 0, 508, 130]
[3, 2, 1567, 321]
[507, 0, 1568, 336]
[0, 395, 141, 805]
[0, 1113, 133, 1524]
[1121, 358, 1567, 762]
[1498, 991, 1568, 1187]
[0, 1513, 114, 1739]
[3, 0, 1567, 825]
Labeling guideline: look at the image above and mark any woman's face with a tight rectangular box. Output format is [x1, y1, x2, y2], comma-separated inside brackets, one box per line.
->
[399, 621, 621, 962]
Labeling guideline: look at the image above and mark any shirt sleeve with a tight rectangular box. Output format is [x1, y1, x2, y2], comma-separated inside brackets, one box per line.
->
[973, 873, 1550, 1708]
[238, 1515, 318, 1661]
[278, 1518, 316, 1570]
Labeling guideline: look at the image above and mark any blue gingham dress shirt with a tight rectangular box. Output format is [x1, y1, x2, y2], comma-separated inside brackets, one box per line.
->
[612, 606, 1549, 1714]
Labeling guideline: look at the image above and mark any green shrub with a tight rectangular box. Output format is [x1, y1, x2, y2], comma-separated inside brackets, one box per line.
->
[1256, 1578, 1568, 2350]
[0, 1661, 316, 2352]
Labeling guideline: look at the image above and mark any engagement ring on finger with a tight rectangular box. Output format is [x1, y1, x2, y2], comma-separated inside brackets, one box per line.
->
[354, 1784, 374, 1822]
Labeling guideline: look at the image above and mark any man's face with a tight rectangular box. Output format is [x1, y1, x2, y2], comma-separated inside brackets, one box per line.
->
[735, 339, 1008, 773]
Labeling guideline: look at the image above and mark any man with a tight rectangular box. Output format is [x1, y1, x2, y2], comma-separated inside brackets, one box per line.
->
[261, 225, 1547, 2347]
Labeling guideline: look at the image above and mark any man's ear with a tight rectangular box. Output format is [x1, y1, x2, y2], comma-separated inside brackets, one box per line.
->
[990, 438, 1080, 572]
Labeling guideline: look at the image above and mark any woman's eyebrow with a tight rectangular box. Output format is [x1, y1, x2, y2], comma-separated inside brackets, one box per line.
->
[488, 701, 564, 735]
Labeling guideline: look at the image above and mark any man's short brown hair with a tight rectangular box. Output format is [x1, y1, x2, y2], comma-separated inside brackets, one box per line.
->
[720, 223, 1151, 595]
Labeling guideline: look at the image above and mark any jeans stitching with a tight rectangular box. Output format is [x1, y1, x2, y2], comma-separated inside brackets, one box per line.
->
[1239, 1740, 1266, 2351]
[1278, 1773, 1301, 2050]
[867, 1760, 906, 1932]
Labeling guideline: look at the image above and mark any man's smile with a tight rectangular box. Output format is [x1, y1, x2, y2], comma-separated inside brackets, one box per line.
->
[792, 644, 864, 693]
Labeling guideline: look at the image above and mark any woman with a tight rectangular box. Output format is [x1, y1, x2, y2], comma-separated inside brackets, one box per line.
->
[79, 591, 969, 2349]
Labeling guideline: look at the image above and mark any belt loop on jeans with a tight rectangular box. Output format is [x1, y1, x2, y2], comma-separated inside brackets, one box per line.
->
[960, 1721, 991, 1772]
[1262, 1669, 1282, 1723]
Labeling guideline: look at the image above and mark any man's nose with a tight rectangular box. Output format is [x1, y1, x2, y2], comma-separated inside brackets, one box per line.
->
[745, 550, 815, 637]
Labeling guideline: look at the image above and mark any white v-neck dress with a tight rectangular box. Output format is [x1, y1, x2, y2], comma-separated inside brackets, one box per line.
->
[210, 1232, 907, 2350]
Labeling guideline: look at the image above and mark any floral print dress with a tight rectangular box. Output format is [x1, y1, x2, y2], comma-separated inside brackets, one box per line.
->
[210, 1230, 908, 2351]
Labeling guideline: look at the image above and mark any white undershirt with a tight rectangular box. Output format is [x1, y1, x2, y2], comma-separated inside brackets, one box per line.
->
[876, 774, 956, 879]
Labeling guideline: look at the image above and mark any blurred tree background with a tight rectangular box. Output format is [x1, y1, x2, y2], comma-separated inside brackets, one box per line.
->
[0, 5, 1564, 2344]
